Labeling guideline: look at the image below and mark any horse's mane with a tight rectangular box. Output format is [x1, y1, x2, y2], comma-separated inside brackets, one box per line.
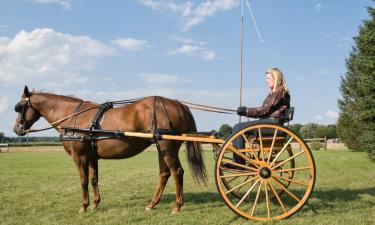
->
[32, 90, 84, 102]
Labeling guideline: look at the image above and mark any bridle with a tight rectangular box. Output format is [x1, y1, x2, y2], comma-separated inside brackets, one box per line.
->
[14, 97, 32, 132]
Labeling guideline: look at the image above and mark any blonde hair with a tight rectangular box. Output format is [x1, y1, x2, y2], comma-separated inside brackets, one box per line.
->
[266, 67, 289, 93]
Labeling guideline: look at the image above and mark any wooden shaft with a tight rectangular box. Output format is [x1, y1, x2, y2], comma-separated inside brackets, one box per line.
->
[123, 132, 225, 144]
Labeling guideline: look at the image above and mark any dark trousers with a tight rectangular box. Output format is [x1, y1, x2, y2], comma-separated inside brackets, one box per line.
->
[232, 118, 280, 163]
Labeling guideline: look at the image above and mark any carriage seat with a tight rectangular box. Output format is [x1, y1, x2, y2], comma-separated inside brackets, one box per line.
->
[278, 107, 294, 124]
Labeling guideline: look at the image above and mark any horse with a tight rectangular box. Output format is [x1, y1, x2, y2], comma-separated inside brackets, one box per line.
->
[13, 86, 207, 214]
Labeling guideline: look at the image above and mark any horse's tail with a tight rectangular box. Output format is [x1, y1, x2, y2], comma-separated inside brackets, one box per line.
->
[184, 106, 207, 186]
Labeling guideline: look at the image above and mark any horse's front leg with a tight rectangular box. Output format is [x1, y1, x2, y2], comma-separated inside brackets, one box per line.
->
[72, 152, 90, 213]
[89, 158, 100, 210]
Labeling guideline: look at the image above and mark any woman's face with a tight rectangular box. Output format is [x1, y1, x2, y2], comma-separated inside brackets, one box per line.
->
[266, 73, 275, 90]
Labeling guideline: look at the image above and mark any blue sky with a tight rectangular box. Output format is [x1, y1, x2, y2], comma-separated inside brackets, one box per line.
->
[0, 0, 372, 136]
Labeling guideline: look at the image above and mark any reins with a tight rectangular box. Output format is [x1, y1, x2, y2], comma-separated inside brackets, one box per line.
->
[178, 100, 236, 114]
[23, 98, 236, 134]
[24, 105, 100, 134]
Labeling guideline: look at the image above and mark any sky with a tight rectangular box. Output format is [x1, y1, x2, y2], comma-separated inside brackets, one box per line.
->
[0, 0, 372, 137]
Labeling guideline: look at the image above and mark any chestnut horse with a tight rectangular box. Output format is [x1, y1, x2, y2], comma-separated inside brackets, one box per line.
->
[13, 86, 206, 214]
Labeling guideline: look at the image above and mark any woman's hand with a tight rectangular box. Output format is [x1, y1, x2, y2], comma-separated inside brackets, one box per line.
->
[237, 106, 247, 116]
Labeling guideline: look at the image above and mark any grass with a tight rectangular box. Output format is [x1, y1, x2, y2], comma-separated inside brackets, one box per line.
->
[0, 148, 374, 225]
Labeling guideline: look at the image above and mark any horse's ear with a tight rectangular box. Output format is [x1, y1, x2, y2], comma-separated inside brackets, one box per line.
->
[24, 85, 31, 97]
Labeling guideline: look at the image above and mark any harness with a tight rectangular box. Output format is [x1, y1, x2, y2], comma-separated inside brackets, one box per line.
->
[59, 97, 178, 155]
[60, 102, 114, 153]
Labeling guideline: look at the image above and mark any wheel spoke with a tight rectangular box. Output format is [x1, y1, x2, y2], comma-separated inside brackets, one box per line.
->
[273, 167, 310, 173]
[220, 172, 257, 178]
[267, 129, 278, 164]
[264, 180, 271, 218]
[258, 128, 264, 161]
[268, 181, 287, 213]
[272, 174, 308, 187]
[241, 133, 261, 160]
[270, 137, 293, 167]
[271, 150, 305, 170]
[250, 180, 263, 216]
[271, 177, 301, 202]
[224, 175, 259, 195]
[227, 145, 260, 167]
[235, 178, 261, 208]
[221, 159, 258, 172]
[225, 175, 240, 184]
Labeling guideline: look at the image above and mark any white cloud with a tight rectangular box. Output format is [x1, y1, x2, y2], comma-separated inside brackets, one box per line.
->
[138, 0, 193, 16]
[183, 0, 240, 31]
[201, 50, 216, 60]
[314, 4, 322, 12]
[326, 110, 338, 119]
[139, 73, 193, 84]
[168, 37, 217, 61]
[0, 96, 10, 114]
[138, 0, 240, 31]
[31, 0, 72, 9]
[112, 38, 148, 51]
[169, 35, 206, 45]
[0, 28, 114, 85]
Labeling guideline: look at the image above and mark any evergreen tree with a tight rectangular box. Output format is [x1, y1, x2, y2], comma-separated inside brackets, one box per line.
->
[338, 6, 375, 160]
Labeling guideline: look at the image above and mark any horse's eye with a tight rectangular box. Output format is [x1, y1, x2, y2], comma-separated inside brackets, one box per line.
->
[14, 103, 22, 113]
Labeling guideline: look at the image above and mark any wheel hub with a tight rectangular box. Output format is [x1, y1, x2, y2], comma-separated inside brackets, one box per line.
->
[259, 167, 272, 179]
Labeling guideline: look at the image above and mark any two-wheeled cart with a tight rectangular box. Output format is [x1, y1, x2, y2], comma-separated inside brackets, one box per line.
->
[105, 121, 316, 221]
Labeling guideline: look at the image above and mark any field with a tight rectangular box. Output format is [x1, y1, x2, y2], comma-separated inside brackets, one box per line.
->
[1, 147, 375, 225]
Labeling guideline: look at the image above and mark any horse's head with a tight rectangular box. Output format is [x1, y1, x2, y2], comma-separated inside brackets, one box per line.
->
[13, 86, 41, 136]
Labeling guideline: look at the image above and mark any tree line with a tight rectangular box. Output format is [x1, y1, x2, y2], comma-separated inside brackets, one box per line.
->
[0, 132, 60, 143]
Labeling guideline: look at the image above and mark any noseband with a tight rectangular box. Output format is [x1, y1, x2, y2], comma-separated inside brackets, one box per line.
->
[14, 97, 31, 130]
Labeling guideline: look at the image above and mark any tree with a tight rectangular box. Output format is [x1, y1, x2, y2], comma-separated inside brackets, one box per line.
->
[0, 131, 4, 143]
[300, 123, 318, 139]
[218, 124, 233, 140]
[338, 6, 375, 160]
[288, 124, 303, 136]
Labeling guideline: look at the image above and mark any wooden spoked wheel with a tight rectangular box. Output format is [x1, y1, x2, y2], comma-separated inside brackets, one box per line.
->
[215, 123, 316, 221]
[218, 146, 295, 199]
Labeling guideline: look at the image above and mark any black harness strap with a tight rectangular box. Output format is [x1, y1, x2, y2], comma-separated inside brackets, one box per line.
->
[89, 102, 113, 156]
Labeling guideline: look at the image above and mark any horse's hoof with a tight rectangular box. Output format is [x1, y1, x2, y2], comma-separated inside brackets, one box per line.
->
[171, 207, 181, 214]
[92, 205, 98, 210]
[145, 206, 153, 212]
[79, 208, 86, 214]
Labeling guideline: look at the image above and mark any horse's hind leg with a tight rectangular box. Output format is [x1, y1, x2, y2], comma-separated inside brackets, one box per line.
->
[89, 158, 100, 210]
[146, 144, 171, 210]
[159, 141, 184, 214]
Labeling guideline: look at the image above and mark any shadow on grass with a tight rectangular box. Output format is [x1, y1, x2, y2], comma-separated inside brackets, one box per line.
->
[310, 187, 375, 211]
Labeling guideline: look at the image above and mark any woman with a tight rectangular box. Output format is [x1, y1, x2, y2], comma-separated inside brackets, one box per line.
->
[232, 67, 291, 165]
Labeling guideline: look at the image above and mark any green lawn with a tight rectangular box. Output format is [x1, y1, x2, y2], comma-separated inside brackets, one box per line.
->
[0, 149, 374, 225]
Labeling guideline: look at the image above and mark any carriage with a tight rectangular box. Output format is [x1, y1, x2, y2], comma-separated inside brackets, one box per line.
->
[14, 86, 316, 221]
[118, 108, 316, 221]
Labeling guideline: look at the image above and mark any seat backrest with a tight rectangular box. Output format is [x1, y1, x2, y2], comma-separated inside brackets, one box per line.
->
[279, 107, 294, 124]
